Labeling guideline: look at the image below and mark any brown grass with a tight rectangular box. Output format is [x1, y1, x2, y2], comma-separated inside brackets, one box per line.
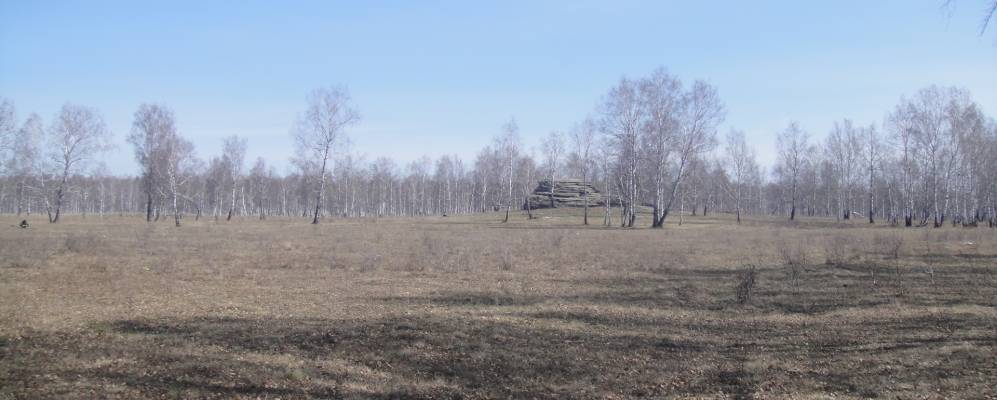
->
[1, 210, 995, 399]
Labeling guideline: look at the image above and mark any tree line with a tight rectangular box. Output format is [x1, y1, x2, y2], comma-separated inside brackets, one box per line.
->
[1, 70, 995, 228]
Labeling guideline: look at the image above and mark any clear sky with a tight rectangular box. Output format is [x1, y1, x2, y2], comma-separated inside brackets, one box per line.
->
[1, 0, 995, 175]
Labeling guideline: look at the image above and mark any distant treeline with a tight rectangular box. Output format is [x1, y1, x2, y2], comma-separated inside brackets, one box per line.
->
[1, 69, 995, 227]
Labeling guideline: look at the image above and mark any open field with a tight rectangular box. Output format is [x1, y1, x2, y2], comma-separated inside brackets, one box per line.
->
[1, 210, 995, 399]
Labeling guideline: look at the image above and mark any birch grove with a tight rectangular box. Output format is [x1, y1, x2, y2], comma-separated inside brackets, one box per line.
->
[0, 78, 995, 228]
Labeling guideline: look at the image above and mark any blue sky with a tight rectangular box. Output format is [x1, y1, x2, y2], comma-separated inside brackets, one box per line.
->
[1, 0, 995, 174]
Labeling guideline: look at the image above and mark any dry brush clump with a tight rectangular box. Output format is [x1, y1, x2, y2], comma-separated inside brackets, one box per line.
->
[873, 231, 905, 260]
[776, 237, 810, 291]
[822, 232, 864, 266]
[734, 264, 757, 305]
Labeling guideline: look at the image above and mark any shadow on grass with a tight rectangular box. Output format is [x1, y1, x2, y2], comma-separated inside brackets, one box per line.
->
[4, 261, 996, 399]
[2, 314, 728, 399]
[376, 291, 547, 307]
[3, 306, 994, 399]
[382, 262, 997, 316]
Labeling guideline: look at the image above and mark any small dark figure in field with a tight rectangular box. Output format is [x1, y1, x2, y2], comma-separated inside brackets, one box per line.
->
[19, 220, 29, 229]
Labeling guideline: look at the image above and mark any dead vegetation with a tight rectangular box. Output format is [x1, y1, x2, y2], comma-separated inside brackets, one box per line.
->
[735, 265, 757, 305]
[1, 210, 995, 399]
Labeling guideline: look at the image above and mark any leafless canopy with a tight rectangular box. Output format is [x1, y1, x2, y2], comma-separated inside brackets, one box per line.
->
[943, 0, 997, 34]
[48, 103, 111, 222]
[292, 86, 360, 224]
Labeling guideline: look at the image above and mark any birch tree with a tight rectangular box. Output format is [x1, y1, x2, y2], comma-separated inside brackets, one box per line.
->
[292, 86, 359, 224]
[656, 80, 725, 227]
[863, 124, 882, 223]
[638, 69, 682, 228]
[128, 104, 176, 221]
[473, 147, 498, 213]
[825, 119, 864, 220]
[158, 131, 197, 227]
[905, 86, 970, 226]
[47, 103, 110, 223]
[569, 118, 597, 224]
[494, 119, 521, 223]
[888, 100, 917, 226]
[599, 78, 643, 227]
[723, 129, 758, 224]
[8, 114, 44, 216]
[540, 130, 564, 208]
[249, 157, 270, 219]
[776, 121, 809, 221]
[222, 135, 247, 221]
[0, 98, 14, 157]
[0, 99, 15, 210]
[517, 150, 537, 219]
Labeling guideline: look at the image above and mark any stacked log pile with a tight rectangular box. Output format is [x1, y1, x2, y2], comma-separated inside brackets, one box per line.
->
[524, 179, 614, 209]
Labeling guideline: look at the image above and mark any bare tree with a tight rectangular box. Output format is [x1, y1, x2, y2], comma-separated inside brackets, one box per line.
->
[517, 149, 537, 219]
[638, 69, 682, 228]
[599, 78, 643, 227]
[158, 131, 197, 227]
[569, 118, 598, 225]
[248, 157, 270, 219]
[128, 104, 176, 222]
[494, 119, 521, 223]
[943, 0, 997, 34]
[204, 157, 227, 218]
[908, 86, 962, 226]
[985, 122, 997, 227]
[408, 156, 431, 215]
[723, 129, 758, 224]
[540, 130, 564, 208]
[292, 86, 359, 224]
[985, 1, 997, 33]
[92, 163, 110, 218]
[222, 136, 247, 221]
[0, 99, 15, 210]
[888, 101, 917, 226]
[776, 122, 809, 221]
[8, 113, 44, 216]
[864, 124, 882, 223]
[656, 80, 725, 227]
[473, 147, 498, 213]
[47, 103, 110, 223]
[0, 98, 14, 156]
[825, 119, 864, 220]
[597, 141, 615, 226]
[434, 155, 454, 215]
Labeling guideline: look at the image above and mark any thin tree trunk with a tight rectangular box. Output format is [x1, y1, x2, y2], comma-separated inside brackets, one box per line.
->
[52, 168, 69, 223]
[735, 188, 742, 224]
[172, 187, 181, 227]
[656, 159, 690, 227]
[227, 181, 237, 221]
[582, 183, 589, 225]
[312, 152, 329, 224]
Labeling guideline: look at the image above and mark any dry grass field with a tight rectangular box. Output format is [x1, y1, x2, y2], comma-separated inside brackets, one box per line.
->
[1, 210, 995, 399]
